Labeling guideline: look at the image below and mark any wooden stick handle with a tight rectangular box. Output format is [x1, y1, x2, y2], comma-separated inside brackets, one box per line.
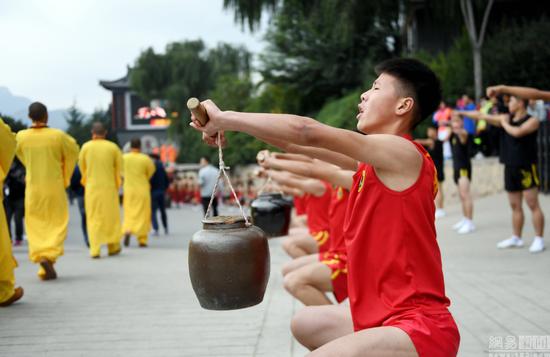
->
[187, 97, 209, 126]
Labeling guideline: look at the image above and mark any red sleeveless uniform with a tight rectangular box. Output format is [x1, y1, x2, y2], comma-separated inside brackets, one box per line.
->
[305, 181, 332, 253]
[293, 195, 307, 216]
[319, 186, 350, 303]
[344, 142, 459, 357]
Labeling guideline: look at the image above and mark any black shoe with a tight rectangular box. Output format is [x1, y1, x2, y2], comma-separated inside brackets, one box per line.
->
[39, 259, 57, 280]
[123, 234, 131, 247]
[0, 287, 24, 307]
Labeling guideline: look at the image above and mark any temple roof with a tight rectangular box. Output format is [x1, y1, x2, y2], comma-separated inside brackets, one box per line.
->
[99, 66, 131, 90]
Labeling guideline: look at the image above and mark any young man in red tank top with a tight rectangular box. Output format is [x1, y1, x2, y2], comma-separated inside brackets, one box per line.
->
[191, 58, 459, 357]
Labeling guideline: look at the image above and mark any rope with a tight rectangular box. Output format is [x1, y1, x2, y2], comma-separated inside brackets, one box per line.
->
[258, 176, 284, 196]
[204, 132, 250, 226]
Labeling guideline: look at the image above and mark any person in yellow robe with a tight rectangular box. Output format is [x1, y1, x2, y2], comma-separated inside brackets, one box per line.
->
[15, 102, 79, 280]
[79, 122, 123, 258]
[0, 118, 24, 306]
[122, 138, 155, 247]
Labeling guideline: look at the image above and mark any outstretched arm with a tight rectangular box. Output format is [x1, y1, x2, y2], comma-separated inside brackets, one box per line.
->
[266, 170, 327, 197]
[487, 85, 550, 101]
[457, 110, 507, 127]
[501, 116, 540, 138]
[255, 134, 358, 170]
[262, 155, 353, 190]
[191, 100, 422, 191]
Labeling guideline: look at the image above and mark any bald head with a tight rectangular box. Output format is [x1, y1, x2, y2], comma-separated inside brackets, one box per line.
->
[91, 122, 107, 137]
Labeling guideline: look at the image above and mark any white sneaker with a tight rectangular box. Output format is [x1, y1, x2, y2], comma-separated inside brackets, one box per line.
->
[435, 209, 446, 219]
[452, 218, 466, 230]
[457, 220, 475, 234]
[529, 237, 545, 253]
[497, 236, 524, 249]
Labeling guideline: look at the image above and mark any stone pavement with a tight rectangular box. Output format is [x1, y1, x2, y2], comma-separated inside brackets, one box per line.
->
[1, 192, 549, 357]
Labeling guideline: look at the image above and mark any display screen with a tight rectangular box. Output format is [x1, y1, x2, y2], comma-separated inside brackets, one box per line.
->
[129, 96, 171, 129]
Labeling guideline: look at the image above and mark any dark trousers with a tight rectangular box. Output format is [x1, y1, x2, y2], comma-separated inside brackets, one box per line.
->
[151, 190, 168, 232]
[4, 198, 24, 241]
[201, 196, 218, 217]
[76, 195, 89, 247]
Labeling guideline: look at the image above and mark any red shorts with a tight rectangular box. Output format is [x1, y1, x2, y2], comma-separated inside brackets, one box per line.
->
[382, 309, 460, 357]
[312, 230, 330, 253]
[319, 251, 348, 303]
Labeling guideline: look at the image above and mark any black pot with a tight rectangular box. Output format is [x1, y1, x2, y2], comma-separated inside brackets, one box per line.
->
[188, 216, 270, 310]
[250, 193, 292, 237]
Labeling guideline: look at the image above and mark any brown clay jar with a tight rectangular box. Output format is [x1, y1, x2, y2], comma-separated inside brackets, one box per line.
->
[188, 216, 270, 310]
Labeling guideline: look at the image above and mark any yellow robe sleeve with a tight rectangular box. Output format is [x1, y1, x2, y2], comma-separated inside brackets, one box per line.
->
[62, 133, 79, 188]
[0, 118, 16, 179]
[78, 144, 87, 186]
[0, 118, 17, 303]
[114, 147, 123, 189]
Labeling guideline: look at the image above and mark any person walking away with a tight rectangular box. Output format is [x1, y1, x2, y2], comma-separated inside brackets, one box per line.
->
[122, 138, 155, 247]
[4, 157, 25, 246]
[15, 102, 79, 280]
[0, 118, 24, 306]
[79, 122, 123, 258]
[150, 153, 169, 235]
[198, 157, 219, 216]
[69, 165, 89, 247]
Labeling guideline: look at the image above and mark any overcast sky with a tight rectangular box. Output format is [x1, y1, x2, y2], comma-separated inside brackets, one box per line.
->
[0, 0, 266, 113]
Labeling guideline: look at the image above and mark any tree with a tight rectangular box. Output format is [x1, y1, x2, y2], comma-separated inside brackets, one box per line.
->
[131, 40, 255, 164]
[460, 0, 494, 100]
[0, 113, 26, 132]
[483, 18, 550, 90]
[256, 0, 398, 115]
[65, 104, 89, 146]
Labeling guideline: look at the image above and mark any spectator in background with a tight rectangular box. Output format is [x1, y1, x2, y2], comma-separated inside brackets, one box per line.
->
[4, 158, 25, 246]
[450, 113, 475, 234]
[198, 157, 219, 216]
[528, 99, 547, 122]
[434, 100, 452, 160]
[150, 153, 169, 236]
[433, 100, 452, 126]
[457, 94, 477, 135]
[415, 123, 447, 219]
[69, 165, 89, 247]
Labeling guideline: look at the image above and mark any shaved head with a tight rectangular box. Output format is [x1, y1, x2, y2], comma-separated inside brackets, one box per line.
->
[91, 122, 106, 136]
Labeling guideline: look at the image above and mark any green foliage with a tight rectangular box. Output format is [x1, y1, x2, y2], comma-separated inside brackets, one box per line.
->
[131, 40, 255, 164]
[223, 0, 280, 31]
[414, 31, 474, 103]
[0, 113, 26, 132]
[483, 17, 550, 90]
[208, 75, 253, 111]
[416, 17, 550, 102]
[65, 104, 89, 146]
[245, 83, 301, 114]
[316, 90, 361, 131]
[259, 0, 397, 115]
[65, 105, 114, 146]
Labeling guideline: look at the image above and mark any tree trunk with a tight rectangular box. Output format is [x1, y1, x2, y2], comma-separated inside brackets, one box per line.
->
[473, 45, 483, 101]
[460, 0, 494, 101]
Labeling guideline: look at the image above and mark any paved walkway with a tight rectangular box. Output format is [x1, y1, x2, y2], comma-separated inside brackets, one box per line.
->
[1, 192, 549, 356]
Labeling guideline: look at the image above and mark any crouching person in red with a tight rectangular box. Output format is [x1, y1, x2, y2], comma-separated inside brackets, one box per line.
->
[191, 58, 459, 357]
